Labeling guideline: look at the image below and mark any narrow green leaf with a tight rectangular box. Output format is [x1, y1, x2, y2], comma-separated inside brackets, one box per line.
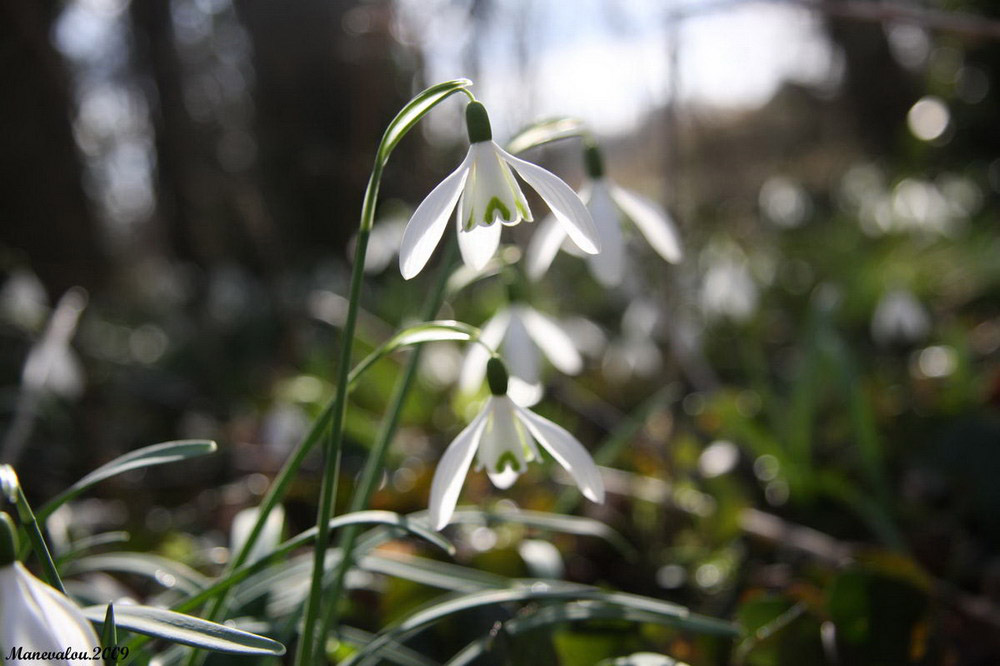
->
[448, 604, 691, 666]
[276, 510, 453, 559]
[359, 551, 510, 592]
[377, 79, 473, 167]
[65, 553, 211, 595]
[56, 531, 130, 566]
[345, 584, 737, 665]
[506, 117, 588, 155]
[350, 321, 479, 384]
[407, 508, 636, 561]
[101, 603, 118, 665]
[339, 625, 441, 666]
[600, 653, 688, 666]
[82, 605, 285, 656]
[38, 440, 217, 521]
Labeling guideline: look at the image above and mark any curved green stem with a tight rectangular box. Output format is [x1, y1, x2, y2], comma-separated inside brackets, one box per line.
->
[314, 237, 459, 661]
[0, 465, 63, 592]
[297, 79, 472, 666]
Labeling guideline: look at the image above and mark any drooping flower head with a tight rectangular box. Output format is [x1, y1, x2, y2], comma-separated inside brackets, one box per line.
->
[459, 282, 583, 406]
[0, 512, 102, 665]
[871, 287, 930, 346]
[399, 102, 601, 279]
[526, 143, 683, 286]
[429, 358, 604, 530]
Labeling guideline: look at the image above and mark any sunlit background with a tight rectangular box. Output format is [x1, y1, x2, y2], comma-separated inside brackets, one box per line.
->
[2, 0, 1000, 663]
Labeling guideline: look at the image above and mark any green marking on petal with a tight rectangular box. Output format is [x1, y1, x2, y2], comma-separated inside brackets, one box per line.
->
[484, 197, 511, 224]
[495, 452, 521, 473]
[515, 199, 531, 220]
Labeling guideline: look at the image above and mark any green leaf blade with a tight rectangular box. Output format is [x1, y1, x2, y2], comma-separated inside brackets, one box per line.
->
[38, 440, 217, 521]
[82, 605, 286, 656]
[506, 117, 588, 154]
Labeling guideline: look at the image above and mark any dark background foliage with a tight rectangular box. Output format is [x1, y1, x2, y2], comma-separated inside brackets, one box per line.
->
[2, 0, 999, 663]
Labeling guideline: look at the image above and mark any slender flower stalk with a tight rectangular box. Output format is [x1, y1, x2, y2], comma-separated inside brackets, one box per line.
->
[312, 236, 460, 658]
[460, 302, 582, 406]
[430, 358, 604, 530]
[296, 80, 475, 666]
[1, 464, 63, 592]
[526, 143, 683, 286]
[399, 102, 601, 279]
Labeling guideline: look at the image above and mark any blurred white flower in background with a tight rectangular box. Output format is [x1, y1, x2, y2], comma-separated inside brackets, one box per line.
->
[603, 299, 663, 383]
[230, 504, 285, 565]
[526, 144, 683, 286]
[460, 303, 582, 406]
[699, 246, 758, 323]
[759, 176, 811, 228]
[0, 269, 49, 332]
[871, 287, 930, 346]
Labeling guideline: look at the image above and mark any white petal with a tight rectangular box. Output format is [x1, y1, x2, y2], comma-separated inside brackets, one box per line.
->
[514, 405, 605, 503]
[459, 310, 511, 393]
[519, 307, 582, 375]
[428, 406, 490, 530]
[507, 377, 544, 407]
[586, 180, 626, 286]
[496, 146, 601, 254]
[462, 143, 528, 229]
[456, 213, 502, 271]
[611, 185, 683, 263]
[504, 309, 541, 387]
[398, 153, 472, 279]
[477, 397, 532, 488]
[0, 563, 101, 664]
[524, 216, 567, 281]
[231, 504, 285, 564]
[488, 466, 520, 489]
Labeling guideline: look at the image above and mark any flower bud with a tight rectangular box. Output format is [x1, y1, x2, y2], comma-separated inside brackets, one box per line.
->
[584, 143, 604, 179]
[465, 101, 493, 143]
[0, 512, 16, 567]
[486, 357, 509, 396]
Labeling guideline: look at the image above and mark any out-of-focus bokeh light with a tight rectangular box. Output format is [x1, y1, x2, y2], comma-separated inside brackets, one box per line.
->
[907, 95, 950, 142]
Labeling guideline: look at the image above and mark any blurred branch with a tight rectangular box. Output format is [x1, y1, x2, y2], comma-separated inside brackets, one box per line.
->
[2, 288, 88, 465]
[670, 0, 1000, 41]
[578, 467, 1000, 631]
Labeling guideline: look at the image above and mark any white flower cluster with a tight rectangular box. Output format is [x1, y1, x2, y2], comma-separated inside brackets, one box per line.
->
[398, 101, 686, 529]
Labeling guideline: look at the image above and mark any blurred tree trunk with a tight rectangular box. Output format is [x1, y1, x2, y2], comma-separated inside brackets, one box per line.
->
[0, 0, 106, 294]
[823, 0, 920, 155]
[234, 0, 422, 259]
[129, 0, 204, 268]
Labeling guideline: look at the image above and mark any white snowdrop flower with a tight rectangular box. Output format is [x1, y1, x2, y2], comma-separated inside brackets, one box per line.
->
[398, 102, 600, 279]
[20, 288, 87, 400]
[526, 144, 682, 286]
[429, 359, 603, 531]
[0, 513, 101, 665]
[231, 504, 285, 565]
[0, 269, 48, 332]
[700, 250, 758, 323]
[602, 300, 663, 383]
[459, 302, 582, 407]
[871, 287, 930, 345]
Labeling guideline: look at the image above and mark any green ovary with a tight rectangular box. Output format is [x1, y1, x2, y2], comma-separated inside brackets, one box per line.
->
[495, 451, 522, 473]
